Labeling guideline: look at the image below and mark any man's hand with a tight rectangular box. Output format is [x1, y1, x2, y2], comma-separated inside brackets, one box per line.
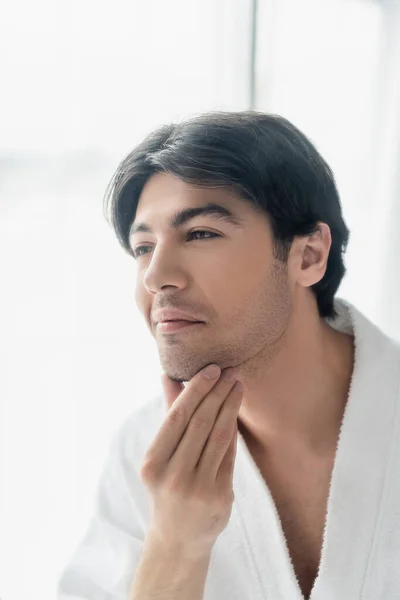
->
[140, 364, 243, 558]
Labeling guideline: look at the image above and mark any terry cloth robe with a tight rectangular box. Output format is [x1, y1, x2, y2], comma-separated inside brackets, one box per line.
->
[57, 298, 400, 600]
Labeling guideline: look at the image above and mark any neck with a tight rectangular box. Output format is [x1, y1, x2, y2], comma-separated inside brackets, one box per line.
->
[236, 296, 355, 458]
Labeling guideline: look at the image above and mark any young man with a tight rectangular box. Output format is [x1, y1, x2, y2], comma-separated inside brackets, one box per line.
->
[57, 112, 400, 600]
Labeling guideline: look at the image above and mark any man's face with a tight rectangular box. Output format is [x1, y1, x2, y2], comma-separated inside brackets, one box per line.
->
[131, 172, 294, 383]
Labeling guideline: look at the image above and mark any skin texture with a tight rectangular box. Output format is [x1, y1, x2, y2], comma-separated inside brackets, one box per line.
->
[131, 171, 354, 459]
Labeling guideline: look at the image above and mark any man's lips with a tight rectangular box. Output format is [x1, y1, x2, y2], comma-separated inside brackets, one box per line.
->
[157, 320, 205, 333]
[160, 319, 201, 323]
[153, 308, 204, 323]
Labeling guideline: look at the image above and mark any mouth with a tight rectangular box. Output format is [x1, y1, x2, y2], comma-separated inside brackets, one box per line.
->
[157, 320, 205, 334]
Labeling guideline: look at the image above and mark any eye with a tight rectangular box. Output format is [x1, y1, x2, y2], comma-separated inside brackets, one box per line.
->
[132, 230, 220, 259]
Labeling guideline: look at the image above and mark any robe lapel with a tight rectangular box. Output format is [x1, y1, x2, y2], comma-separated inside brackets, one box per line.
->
[231, 299, 400, 600]
[311, 301, 400, 600]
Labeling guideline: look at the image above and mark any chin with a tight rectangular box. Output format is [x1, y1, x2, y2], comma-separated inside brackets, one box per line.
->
[174, 377, 188, 385]
[162, 364, 202, 385]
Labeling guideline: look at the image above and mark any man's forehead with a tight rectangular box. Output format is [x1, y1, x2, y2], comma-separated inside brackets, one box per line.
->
[138, 172, 243, 204]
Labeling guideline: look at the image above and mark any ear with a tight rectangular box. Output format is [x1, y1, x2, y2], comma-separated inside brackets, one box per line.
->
[292, 222, 332, 288]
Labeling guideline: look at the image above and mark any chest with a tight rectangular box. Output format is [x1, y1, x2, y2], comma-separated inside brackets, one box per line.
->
[254, 450, 335, 599]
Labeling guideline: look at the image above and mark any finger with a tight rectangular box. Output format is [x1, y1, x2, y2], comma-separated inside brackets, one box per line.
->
[171, 370, 238, 474]
[161, 372, 184, 411]
[217, 418, 239, 489]
[196, 380, 243, 481]
[144, 364, 221, 465]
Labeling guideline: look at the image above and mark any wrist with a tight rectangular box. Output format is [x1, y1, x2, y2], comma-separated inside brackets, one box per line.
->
[146, 526, 215, 562]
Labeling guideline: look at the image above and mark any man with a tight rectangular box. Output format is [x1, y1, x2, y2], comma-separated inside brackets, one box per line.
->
[57, 112, 400, 600]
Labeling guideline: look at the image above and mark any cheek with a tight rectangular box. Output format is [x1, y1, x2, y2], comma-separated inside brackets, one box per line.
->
[209, 255, 263, 309]
[134, 285, 148, 320]
[134, 283, 141, 307]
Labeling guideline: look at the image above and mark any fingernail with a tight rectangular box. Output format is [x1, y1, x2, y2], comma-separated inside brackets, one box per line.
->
[222, 368, 237, 381]
[203, 364, 221, 379]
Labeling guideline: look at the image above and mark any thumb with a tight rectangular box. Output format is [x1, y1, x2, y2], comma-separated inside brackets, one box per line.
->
[160, 372, 185, 411]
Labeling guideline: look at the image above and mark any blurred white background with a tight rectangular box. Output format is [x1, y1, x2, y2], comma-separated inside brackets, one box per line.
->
[0, 0, 399, 598]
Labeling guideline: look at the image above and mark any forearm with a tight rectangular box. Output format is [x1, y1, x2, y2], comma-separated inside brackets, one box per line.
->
[130, 530, 213, 600]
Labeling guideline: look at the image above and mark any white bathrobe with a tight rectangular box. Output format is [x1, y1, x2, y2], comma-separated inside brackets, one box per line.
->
[57, 298, 400, 600]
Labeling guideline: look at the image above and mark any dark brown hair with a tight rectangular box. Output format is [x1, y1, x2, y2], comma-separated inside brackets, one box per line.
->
[103, 111, 350, 318]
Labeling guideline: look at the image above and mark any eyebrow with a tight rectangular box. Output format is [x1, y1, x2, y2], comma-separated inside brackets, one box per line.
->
[129, 202, 245, 237]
